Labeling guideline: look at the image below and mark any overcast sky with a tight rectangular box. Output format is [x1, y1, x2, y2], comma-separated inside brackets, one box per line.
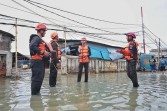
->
[0, 0, 167, 55]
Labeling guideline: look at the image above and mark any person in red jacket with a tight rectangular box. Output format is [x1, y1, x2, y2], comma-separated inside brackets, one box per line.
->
[117, 32, 139, 87]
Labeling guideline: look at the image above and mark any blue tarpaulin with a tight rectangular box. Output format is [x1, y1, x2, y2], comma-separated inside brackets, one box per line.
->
[107, 48, 123, 60]
[139, 54, 153, 71]
[89, 46, 110, 60]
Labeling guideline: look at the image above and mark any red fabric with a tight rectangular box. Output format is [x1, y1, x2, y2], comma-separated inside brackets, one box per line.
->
[120, 49, 132, 56]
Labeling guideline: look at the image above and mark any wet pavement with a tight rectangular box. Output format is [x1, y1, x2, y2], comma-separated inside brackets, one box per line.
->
[0, 70, 167, 111]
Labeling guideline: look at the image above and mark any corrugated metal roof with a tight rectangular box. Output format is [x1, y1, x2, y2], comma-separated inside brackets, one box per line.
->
[59, 38, 124, 49]
[0, 30, 15, 41]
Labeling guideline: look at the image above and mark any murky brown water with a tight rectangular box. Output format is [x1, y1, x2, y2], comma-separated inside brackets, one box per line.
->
[0, 70, 167, 111]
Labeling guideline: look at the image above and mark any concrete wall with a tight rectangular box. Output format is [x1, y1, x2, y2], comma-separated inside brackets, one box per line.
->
[0, 32, 13, 76]
[61, 55, 126, 74]
[0, 51, 12, 76]
[0, 34, 11, 51]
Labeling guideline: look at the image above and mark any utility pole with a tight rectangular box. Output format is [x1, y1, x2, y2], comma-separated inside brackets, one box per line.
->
[62, 27, 68, 75]
[141, 7, 146, 53]
[15, 18, 18, 78]
[64, 27, 67, 56]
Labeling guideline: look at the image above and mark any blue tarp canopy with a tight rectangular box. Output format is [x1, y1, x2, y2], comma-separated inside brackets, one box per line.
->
[89, 46, 110, 60]
[107, 48, 123, 60]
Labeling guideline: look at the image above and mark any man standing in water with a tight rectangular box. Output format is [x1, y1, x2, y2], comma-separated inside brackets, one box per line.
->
[117, 32, 139, 87]
[49, 32, 61, 87]
[77, 37, 91, 82]
[149, 55, 156, 73]
[159, 55, 166, 74]
[29, 23, 50, 95]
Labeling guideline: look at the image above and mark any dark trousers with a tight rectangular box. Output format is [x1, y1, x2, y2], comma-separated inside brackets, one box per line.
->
[31, 60, 45, 95]
[77, 62, 89, 82]
[127, 60, 139, 87]
[160, 66, 165, 71]
[49, 62, 57, 87]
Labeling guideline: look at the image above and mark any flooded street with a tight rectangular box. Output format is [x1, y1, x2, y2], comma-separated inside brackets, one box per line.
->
[0, 71, 167, 111]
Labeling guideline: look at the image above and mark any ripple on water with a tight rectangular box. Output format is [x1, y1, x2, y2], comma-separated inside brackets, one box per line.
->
[56, 98, 61, 101]
[1, 71, 167, 111]
[93, 104, 102, 108]
[102, 95, 118, 100]
[58, 105, 78, 111]
[99, 106, 114, 111]
[101, 94, 107, 97]
[90, 92, 99, 94]
[88, 97, 127, 104]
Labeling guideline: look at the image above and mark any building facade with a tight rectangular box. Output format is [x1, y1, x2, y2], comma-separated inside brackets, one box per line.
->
[149, 49, 167, 58]
[58, 39, 126, 74]
[0, 30, 14, 76]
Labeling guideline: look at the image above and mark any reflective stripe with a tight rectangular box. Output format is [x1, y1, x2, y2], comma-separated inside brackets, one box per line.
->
[56, 43, 61, 59]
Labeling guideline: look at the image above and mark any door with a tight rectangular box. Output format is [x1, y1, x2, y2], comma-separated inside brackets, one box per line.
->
[0, 54, 6, 76]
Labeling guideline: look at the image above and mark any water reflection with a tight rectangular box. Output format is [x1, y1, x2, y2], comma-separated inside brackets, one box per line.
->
[0, 72, 167, 111]
[0, 78, 10, 111]
[159, 74, 166, 82]
[30, 95, 44, 111]
[127, 88, 138, 111]
[75, 83, 90, 110]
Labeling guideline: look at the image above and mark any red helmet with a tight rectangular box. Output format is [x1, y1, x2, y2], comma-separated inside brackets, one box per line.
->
[126, 32, 136, 38]
[35, 23, 47, 31]
[81, 37, 87, 41]
[50, 32, 58, 39]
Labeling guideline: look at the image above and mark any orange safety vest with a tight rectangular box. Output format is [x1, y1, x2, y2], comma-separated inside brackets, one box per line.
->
[31, 42, 46, 60]
[79, 45, 89, 63]
[56, 42, 61, 60]
[57, 43, 61, 60]
[124, 41, 139, 60]
[50, 41, 61, 60]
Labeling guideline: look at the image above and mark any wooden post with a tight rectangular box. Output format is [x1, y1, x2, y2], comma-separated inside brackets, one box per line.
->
[62, 27, 68, 74]
[141, 7, 146, 53]
[15, 18, 18, 78]
[64, 27, 67, 56]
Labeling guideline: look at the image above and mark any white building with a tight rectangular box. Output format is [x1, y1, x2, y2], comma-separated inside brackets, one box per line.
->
[149, 49, 167, 58]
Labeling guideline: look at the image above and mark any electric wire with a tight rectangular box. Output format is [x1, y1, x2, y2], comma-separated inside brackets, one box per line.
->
[145, 25, 167, 47]
[24, 0, 124, 35]
[26, 0, 141, 26]
[0, 2, 84, 27]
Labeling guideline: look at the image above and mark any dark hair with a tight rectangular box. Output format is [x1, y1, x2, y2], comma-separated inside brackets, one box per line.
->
[162, 55, 164, 58]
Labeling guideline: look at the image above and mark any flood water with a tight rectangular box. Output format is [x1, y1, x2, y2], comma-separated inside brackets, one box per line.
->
[0, 70, 167, 111]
